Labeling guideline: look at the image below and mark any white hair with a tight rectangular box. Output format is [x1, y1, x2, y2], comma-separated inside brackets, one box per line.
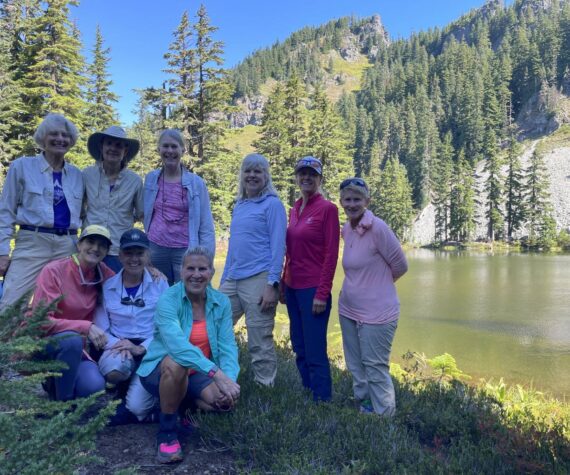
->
[33, 113, 79, 150]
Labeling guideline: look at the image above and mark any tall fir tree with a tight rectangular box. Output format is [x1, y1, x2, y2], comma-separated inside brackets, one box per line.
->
[374, 156, 414, 240]
[524, 148, 556, 248]
[449, 150, 476, 242]
[19, 0, 87, 161]
[84, 25, 118, 134]
[504, 134, 525, 240]
[253, 83, 291, 206]
[307, 83, 353, 200]
[431, 132, 454, 242]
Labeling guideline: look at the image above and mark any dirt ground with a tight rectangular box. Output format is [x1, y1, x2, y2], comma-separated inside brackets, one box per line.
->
[85, 422, 236, 474]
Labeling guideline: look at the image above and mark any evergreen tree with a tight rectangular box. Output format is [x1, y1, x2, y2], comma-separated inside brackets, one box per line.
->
[374, 157, 414, 240]
[504, 134, 525, 240]
[482, 83, 504, 241]
[449, 150, 476, 241]
[253, 83, 291, 206]
[282, 74, 308, 206]
[19, 0, 87, 160]
[431, 132, 454, 242]
[163, 5, 232, 165]
[84, 25, 119, 133]
[524, 148, 556, 248]
[307, 83, 353, 200]
[192, 4, 232, 162]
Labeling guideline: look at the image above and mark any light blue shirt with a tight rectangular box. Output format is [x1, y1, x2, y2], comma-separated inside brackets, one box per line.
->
[137, 282, 239, 381]
[0, 154, 84, 254]
[94, 269, 169, 349]
[221, 193, 286, 285]
[143, 168, 215, 257]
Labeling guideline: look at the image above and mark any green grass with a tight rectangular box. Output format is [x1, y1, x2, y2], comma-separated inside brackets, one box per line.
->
[223, 125, 260, 155]
[535, 123, 570, 155]
[193, 339, 570, 474]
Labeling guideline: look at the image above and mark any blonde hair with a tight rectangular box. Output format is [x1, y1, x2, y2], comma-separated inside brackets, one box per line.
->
[236, 153, 278, 200]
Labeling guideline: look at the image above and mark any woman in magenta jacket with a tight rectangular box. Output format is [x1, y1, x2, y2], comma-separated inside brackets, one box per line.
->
[281, 156, 339, 402]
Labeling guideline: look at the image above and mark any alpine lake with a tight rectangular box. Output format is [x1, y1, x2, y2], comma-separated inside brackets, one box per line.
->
[215, 248, 570, 399]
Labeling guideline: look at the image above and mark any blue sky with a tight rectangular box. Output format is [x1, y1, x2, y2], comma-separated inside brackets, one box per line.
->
[73, 1, 495, 125]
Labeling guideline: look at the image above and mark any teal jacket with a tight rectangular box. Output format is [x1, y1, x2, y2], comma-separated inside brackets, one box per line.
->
[137, 282, 239, 381]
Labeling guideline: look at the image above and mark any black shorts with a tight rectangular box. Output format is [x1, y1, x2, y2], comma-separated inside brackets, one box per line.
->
[140, 361, 214, 400]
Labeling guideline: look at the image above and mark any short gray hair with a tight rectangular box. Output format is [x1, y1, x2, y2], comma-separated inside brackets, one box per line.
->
[33, 113, 79, 150]
[181, 246, 214, 271]
[236, 153, 278, 200]
[158, 129, 185, 152]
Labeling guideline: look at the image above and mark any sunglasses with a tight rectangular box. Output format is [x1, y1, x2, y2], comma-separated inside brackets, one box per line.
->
[340, 178, 368, 190]
[73, 255, 104, 286]
[120, 296, 146, 307]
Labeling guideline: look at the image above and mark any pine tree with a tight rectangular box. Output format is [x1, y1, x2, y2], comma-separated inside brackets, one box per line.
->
[431, 132, 454, 242]
[19, 0, 87, 160]
[163, 5, 232, 165]
[504, 134, 525, 240]
[84, 25, 119, 133]
[524, 148, 556, 248]
[192, 4, 232, 162]
[307, 83, 353, 200]
[282, 74, 308, 206]
[449, 150, 476, 241]
[253, 83, 291, 206]
[374, 156, 414, 240]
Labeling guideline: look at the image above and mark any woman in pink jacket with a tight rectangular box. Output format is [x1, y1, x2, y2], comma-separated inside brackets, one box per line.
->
[338, 177, 408, 416]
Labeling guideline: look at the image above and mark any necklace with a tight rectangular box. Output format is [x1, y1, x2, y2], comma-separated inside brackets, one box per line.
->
[160, 171, 187, 223]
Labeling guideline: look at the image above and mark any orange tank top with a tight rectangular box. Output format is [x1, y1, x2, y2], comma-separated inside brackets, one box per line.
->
[188, 320, 211, 375]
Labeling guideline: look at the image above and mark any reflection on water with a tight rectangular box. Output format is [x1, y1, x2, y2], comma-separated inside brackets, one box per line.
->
[215, 250, 570, 398]
[394, 249, 570, 397]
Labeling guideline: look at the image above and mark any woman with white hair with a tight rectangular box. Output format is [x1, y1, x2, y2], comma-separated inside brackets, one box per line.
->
[0, 113, 84, 309]
[220, 153, 286, 386]
[143, 129, 215, 285]
[83, 126, 143, 272]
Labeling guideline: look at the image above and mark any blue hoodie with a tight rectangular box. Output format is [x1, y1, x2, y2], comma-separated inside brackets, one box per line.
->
[221, 193, 286, 285]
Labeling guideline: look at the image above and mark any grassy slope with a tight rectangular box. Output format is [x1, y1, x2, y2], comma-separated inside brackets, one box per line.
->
[192, 339, 570, 474]
[224, 54, 370, 155]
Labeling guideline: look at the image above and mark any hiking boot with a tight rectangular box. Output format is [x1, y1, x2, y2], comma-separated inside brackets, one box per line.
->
[359, 399, 374, 414]
[41, 377, 56, 400]
[156, 431, 183, 464]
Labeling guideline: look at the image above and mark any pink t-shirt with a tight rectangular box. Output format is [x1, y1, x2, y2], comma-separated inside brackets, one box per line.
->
[283, 193, 340, 301]
[148, 180, 189, 248]
[339, 210, 408, 324]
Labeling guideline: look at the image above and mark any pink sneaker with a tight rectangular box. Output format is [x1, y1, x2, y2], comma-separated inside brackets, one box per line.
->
[156, 436, 183, 464]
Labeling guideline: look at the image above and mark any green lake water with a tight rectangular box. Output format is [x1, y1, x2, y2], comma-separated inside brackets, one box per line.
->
[215, 249, 570, 398]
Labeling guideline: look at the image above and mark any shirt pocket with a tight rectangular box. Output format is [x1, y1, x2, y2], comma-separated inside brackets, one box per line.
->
[22, 183, 46, 210]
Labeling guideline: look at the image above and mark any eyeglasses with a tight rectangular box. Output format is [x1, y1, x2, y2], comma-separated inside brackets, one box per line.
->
[340, 178, 368, 191]
[120, 296, 146, 307]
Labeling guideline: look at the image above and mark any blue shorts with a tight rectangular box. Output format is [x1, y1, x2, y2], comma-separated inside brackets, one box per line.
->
[140, 361, 213, 400]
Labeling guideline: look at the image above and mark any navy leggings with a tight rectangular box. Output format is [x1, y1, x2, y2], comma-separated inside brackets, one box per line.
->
[285, 287, 332, 401]
[45, 331, 105, 401]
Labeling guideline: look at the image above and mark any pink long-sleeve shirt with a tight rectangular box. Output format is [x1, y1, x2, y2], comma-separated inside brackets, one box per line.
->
[32, 256, 114, 336]
[283, 193, 340, 301]
[339, 210, 408, 324]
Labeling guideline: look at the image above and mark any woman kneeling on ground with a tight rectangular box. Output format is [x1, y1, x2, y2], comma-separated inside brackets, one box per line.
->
[137, 246, 240, 464]
[94, 229, 168, 424]
[31, 225, 115, 401]
[338, 177, 408, 416]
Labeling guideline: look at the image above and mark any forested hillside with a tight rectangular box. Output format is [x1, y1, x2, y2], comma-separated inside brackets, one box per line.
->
[1, 0, 569, 247]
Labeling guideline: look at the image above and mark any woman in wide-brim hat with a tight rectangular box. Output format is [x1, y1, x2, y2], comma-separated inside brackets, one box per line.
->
[83, 126, 144, 272]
